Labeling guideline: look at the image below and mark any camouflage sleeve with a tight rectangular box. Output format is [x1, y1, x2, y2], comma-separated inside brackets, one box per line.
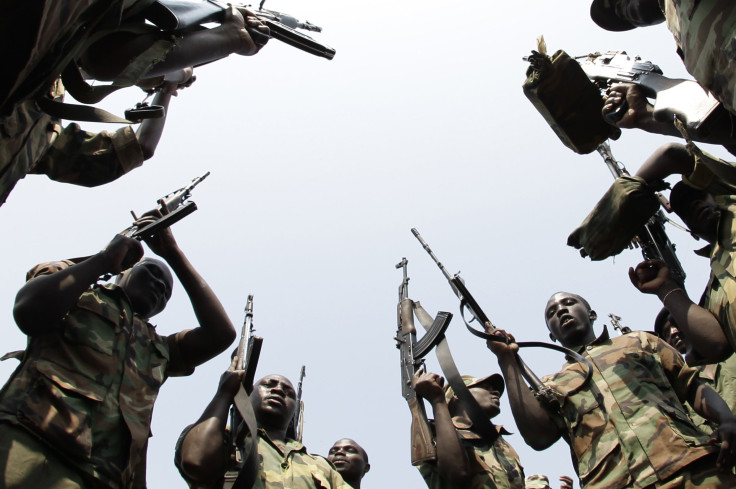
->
[24, 259, 76, 281]
[30, 122, 144, 187]
[312, 455, 352, 489]
[653, 334, 702, 403]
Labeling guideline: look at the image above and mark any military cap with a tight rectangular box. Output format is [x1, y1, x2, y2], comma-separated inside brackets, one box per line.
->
[525, 474, 551, 489]
[590, 0, 637, 32]
[443, 374, 505, 405]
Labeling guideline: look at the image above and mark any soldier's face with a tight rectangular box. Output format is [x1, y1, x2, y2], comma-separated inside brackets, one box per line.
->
[470, 385, 501, 419]
[327, 439, 369, 481]
[662, 321, 687, 355]
[545, 293, 596, 347]
[118, 259, 173, 318]
[251, 375, 297, 427]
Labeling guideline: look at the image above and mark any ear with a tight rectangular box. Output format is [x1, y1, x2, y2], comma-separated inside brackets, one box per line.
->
[364, 463, 371, 474]
[548, 332, 557, 343]
[589, 309, 597, 322]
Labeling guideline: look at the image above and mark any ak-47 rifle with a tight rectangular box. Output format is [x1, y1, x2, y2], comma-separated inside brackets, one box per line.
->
[143, 0, 335, 60]
[124, 171, 210, 240]
[394, 258, 453, 465]
[609, 313, 632, 335]
[226, 295, 263, 489]
[596, 142, 687, 287]
[577, 50, 726, 138]
[411, 229, 594, 409]
[287, 366, 306, 442]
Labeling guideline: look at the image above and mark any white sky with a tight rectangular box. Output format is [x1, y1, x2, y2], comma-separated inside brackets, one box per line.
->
[1, 1, 733, 488]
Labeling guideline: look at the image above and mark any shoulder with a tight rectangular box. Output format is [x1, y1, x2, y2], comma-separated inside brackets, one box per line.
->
[24, 259, 77, 281]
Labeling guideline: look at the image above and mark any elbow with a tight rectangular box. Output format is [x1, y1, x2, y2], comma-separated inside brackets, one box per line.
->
[13, 296, 44, 335]
[521, 432, 556, 451]
[697, 343, 732, 364]
[139, 141, 155, 161]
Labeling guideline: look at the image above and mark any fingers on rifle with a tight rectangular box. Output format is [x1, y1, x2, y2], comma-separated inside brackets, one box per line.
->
[229, 355, 239, 371]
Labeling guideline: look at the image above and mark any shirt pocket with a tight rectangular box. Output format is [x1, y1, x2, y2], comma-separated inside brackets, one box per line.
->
[63, 291, 122, 357]
[567, 397, 617, 480]
[17, 359, 105, 461]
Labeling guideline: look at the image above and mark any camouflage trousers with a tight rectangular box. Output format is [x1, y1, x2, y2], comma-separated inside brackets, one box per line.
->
[645, 455, 736, 488]
[0, 422, 87, 489]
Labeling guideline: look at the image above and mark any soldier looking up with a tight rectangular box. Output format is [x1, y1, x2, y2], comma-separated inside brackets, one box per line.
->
[327, 438, 370, 489]
[412, 370, 525, 489]
[176, 366, 351, 489]
[0, 209, 236, 489]
[487, 291, 736, 489]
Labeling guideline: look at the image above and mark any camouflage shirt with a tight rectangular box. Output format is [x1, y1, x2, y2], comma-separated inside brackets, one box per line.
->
[0, 78, 144, 206]
[176, 426, 350, 489]
[541, 328, 717, 489]
[662, 0, 736, 115]
[417, 423, 525, 489]
[0, 261, 193, 489]
[699, 353, 736, 415]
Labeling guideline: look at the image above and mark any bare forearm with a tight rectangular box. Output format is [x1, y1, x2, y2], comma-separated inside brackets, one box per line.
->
[496, 353, 560, 449]
[13, 253, 112, 334]
[165, 248, 235, 365]
[136, 89, 172, 160]
[179, 392, 233, 482]
[427, 398, 470, 483]
[692, 384, 735, 424]
[657, 284, 731, 362]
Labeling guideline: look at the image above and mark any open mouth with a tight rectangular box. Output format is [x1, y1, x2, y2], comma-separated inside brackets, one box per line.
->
[560, 315, 574, 328]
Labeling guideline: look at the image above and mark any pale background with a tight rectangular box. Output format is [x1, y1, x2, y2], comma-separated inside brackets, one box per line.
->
[0, 1, 731, 488]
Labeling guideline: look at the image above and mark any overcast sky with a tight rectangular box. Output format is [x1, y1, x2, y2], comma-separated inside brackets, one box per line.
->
[1, 1, 733, 488]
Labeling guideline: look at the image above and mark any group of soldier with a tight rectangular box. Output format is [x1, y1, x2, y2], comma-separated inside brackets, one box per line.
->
[0, 0, 736, 488]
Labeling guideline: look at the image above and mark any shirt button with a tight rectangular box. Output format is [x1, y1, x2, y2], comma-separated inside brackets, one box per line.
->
[586, 346, 593, 351]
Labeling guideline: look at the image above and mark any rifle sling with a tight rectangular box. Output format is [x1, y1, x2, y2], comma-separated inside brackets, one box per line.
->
[464, 323, 594, 397]
[230, 385, 260, 489]
[37, 97, 133, 124]
[413, 303, 498, 444]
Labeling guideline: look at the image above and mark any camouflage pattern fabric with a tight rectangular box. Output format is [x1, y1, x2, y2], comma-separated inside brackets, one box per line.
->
[663, 0, 736, 116]
[698, 354, 736, 417]
[567, 176, 660, 260]
[417, 422, 525, 489]
[0, 260, 193, 489]
[0, 78, 144, 206]
[176, 427, 351, 489]
[541, 328, 719, 489]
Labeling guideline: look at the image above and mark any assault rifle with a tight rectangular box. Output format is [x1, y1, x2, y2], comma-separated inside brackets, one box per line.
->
[609, 313, 632, 335]
[394, 258, 453, 465]
[226, 295, 263, 489]
[577, 50, 726, 139]
[143, 0, 335, 60]
[124, 171, 209, 240]
[596, 142, 687, 287]
[287, 366, 306, 442]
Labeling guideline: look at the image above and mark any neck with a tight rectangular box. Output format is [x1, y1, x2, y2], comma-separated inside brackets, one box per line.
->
[344, 476, 361, 489]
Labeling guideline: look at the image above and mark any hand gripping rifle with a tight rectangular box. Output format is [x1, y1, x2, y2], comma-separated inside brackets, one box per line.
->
[596, 142, 687, 287]
[227, 295, 263, 489]
[124, 171, 210, 240]
[411, 229, 594, 409]
[143, 0, 335, 60]
[395, 258, 452, 465]
[577, 50, 727, 139]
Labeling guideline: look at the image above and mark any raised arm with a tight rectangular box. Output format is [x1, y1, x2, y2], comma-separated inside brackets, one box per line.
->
[629, 260, 732, 362]
[178, 358, 243, 483]
[487, 330, 562, 450]
[412, 370, 471, 485]
[137, 209, 236, 367]
[13, 234, 143, 335]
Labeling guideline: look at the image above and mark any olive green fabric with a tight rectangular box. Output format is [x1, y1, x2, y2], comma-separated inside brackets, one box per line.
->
[568, 175, 660, 260]
[523, 49, 620, 155]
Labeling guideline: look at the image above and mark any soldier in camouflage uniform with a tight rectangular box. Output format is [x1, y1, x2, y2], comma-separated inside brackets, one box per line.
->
[175, 363, 350, 489]
[0, 210, 236, 489]
[487, 291, 736, 489]
[412, 370, 525, 489]
[0, 0, 268, 206]
[589, 0, 736, 117]
[327, 439, 370, 489]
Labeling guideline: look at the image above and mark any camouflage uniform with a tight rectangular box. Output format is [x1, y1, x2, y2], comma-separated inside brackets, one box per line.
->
[662, 0, 736, 116]
[0, 260, 194, 489]
[417, 422, 525, 489]
[175, 426, 351, 489]
[541, 328, 735, 489]
[0, 78, 145, 205]
[698, 354, 736, 414]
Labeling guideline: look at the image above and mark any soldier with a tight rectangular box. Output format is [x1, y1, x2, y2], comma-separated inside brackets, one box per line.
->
[487, 291, 736, 489]
[588, 0, 736, 117]
[412, 370, 525, 489]
[0, 2, 268, 206]
[327, 438, 370, 489]
[0, 209, 236, 488]
[175, 363, 351, 489]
